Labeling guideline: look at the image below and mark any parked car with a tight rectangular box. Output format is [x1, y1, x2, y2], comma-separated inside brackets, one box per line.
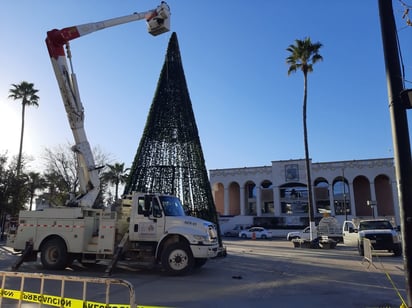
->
[223, 229, 239, 237]
[224, 226, 241, 237]
[223, 225, 251, 237]
[286, 226, 310, 241]
[239, 227, 273, 239]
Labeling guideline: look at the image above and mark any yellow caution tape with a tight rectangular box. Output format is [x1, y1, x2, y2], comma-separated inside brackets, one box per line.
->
[374, 255, 407, 308]
[0, 288, 20, 301]
[0, 288, 168, 308]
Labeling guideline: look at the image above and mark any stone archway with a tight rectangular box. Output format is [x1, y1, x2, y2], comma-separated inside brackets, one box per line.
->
[228, 182, 240, 215]
[212, 182, 224, 215]
[353, 176, 372, 217]
[375, 174, 394, 216]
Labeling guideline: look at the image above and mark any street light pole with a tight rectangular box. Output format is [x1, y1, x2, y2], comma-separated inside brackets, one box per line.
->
[367, 200, 376, 219]
[378, 1, 412, 305]
[342, 168, 348, 221]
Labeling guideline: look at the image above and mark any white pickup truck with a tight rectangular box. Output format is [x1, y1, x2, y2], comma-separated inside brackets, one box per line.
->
[287, 226, 311, 241]
[342, 219, 402, 256]
[286, 217, 343, 243]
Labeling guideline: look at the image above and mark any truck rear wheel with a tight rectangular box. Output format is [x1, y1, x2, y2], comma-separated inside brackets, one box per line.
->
[41, 238, 68, 270]
[161, 242, 194, 275]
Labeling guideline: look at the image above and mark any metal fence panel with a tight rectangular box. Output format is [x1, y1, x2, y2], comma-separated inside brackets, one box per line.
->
[0, 271, 136, 307]
[363, 238, 373, 266]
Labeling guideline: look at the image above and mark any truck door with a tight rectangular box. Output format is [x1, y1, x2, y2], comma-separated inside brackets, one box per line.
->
[129, 195, 165, 242]
[342, 221, 358, 246]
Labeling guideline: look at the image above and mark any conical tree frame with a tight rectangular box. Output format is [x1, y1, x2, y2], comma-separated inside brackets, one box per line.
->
[124, 32, 221, 241]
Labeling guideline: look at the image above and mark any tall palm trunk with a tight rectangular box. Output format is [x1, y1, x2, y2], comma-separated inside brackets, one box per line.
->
[302, 72, 316, 239]
[17, 103, 26, 177]
[114, 179, 119, 201]
[29, 193, 34, 211]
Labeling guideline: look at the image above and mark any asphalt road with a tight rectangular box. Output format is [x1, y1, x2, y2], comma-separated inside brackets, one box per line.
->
[0, 238, 407, 308]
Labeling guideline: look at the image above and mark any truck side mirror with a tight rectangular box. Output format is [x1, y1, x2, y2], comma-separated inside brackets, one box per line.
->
[183, 205, 190, 215]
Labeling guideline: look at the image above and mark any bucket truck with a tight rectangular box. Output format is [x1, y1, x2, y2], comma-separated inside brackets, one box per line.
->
[7, 3, 219, 276]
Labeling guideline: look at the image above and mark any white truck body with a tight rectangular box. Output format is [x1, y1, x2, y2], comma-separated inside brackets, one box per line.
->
[286, 216, 343, 242]
[7, 193, 219, 275]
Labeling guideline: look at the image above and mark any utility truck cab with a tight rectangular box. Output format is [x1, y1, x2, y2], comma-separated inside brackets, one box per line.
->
[122, 193, 219, 263]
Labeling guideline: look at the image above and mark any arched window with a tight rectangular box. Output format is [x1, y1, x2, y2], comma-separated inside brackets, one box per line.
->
[261, 180, 274, 215]
[314, 178, 330, 214]
[279, 183, 307, 215]
[245, 182, 256, 215]
[333, 178, 350, 216]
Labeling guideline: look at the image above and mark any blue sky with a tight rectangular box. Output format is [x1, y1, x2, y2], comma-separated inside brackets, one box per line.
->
[1, 1, 411, 173]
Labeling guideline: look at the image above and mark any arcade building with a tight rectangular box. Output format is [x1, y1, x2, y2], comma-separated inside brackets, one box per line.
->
[209, 158, 399, 229]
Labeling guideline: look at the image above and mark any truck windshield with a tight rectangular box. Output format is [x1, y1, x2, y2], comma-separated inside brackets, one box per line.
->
[359, 220, 393, 231]
[160, 196, 185, 217]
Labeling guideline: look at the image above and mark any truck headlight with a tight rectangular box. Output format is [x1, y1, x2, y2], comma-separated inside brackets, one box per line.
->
[193, 235, 208, 243]
[193, 234, 217, 245]
[393, 234, 401, 243]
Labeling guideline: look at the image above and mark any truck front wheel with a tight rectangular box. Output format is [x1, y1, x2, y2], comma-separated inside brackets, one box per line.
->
[393, 246, 402, 256]
[41, 238, 68, 270]
[161, 242, 194, 275]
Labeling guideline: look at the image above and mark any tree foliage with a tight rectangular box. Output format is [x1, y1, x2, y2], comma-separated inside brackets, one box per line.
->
[0, 153, 31, 219]
[101, 163, 129, 202]
[0, 143, 121, 239]
[27, 171, 47, 211]
[41, 143, 113, 208]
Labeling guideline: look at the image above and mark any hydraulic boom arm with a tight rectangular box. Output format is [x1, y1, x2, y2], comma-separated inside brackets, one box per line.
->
[45, 2, 170, 208]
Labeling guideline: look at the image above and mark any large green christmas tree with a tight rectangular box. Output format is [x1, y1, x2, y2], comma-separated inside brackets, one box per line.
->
[124, 32, 220, 239]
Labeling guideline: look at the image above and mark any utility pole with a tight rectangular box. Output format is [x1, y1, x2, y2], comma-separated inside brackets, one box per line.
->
[378, 0, 412, 306]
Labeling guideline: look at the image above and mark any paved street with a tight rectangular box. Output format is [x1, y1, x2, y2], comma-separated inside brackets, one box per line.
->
[0, 238, 407, 307]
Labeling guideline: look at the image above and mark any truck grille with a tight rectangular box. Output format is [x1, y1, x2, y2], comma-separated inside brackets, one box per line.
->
[364, 233, 393, 250]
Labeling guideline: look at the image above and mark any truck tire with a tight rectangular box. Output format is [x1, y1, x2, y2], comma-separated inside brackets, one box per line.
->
[41, 238, 68, 270]
[393, 246, 402, 256]
[161, 242, 194, 275]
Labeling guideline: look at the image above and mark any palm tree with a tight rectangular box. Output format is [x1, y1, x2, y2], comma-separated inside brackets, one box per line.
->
[286, 37, 323, 240]
[8, 81, 40, 176]
[27, 172, 47, 211]
[102, 162, 129, 201]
